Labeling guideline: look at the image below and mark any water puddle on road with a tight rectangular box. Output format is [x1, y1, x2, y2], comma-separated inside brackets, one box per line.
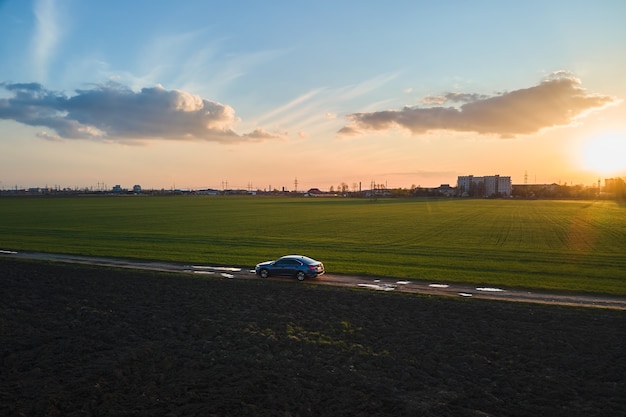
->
[191, 269, 235, 278]
[358, 283, 396, 291]
[192, 265, 242, 272]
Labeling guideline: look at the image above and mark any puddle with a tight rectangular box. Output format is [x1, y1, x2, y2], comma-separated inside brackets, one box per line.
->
[396, 281, 410, 285]
[358, 283, 395, 291]
[429, 284, 449, 288]
[476, 287, 505, 292]
[192, 265, 242, 272]
[458, 292, 473, 297]
[221, 273, 235, 279]
[193, 271, 215, 275]
[0, 250, 18, 254]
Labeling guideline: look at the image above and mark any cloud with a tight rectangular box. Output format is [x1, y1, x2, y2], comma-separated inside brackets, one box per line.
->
[254, 88, 324, 126]
[31, 0, 60, 82]
[423, 92, 489, 105]
[335, 72, 399, 101]
[340, 73, 619, 138]
[0, 81, 282, 143]
[243, 128, 287, 141]
[35, 131, 62, 142]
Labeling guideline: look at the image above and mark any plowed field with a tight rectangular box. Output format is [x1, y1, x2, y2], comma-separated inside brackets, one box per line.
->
[2, 258, 625, 417]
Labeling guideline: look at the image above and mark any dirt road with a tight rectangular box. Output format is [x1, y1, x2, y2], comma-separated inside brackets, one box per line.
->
[2, 249, 625, 310]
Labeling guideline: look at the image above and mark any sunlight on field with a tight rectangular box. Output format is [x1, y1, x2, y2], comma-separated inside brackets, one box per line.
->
[565, 207, 599, 253]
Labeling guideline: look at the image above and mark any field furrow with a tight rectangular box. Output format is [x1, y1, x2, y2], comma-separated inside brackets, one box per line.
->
[1, 197, 625, 295]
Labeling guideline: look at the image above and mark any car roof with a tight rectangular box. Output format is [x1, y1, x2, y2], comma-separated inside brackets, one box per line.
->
[279, 255, 318, 264]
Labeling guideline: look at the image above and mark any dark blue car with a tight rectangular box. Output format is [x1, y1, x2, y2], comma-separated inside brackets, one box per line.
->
[255, 255, 325, 281]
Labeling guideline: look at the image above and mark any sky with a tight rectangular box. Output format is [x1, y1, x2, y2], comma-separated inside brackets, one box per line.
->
[1, 0, 625, 191]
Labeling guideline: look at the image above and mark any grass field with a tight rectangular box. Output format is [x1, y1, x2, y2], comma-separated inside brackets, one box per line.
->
[1, 196, 625, 295]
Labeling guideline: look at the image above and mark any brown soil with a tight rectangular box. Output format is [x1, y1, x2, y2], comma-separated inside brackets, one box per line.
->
[2, 258, 625, 417]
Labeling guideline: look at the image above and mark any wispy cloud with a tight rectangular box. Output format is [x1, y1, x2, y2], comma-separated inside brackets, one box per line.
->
[335, 72, 399, 101]
[31, 0, 60, 82]
[0, 81, 285, 143]
[254, 88, 324, 126]
[339, 72, 619, 138]
[133, 30, 289, 100]
[247, 72, 400, 137]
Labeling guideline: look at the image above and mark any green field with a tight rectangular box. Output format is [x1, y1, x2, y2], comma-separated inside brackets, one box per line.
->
[1, 196, 625, 295]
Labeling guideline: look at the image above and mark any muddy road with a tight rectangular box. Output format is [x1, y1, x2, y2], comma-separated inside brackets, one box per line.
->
[2, 249, 625, 310]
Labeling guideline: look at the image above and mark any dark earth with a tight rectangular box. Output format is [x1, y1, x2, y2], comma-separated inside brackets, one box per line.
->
[2, 258, 625, 416]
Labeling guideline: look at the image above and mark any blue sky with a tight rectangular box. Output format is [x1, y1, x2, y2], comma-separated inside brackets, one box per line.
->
[1, 0, 625, 191]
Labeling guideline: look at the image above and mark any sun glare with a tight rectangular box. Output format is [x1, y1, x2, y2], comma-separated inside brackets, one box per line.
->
[581, 133, 626, 175]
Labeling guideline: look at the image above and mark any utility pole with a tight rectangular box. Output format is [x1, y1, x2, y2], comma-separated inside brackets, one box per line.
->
[294, 177, 298, 192]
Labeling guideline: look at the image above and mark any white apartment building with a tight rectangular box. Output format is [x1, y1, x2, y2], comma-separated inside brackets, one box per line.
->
[457, 175, 512, 197]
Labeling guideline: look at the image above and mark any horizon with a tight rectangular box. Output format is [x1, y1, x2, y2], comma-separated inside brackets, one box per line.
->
[1, 1, 626, 191]
[2, 173, 618, 193]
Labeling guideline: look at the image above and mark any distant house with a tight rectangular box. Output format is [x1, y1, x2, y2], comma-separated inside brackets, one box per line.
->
[436, 184, 456, 197]
[132, 185, 142, 193]
[197, 189, 220, 195]
[112, 185, 124, 193]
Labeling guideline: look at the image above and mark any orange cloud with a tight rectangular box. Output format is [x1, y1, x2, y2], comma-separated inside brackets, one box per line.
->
[340, 73, 618, 138]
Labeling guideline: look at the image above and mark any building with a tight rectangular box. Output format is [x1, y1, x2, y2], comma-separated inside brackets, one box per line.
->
[436, 184, 456, 197]
[457, 175, 512, 197]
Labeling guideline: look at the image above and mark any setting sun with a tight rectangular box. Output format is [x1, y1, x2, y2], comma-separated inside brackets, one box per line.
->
[582, 133, 626, 175]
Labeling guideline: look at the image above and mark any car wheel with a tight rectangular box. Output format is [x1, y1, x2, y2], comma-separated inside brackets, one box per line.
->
[296, 271, 306, 281]
[260, 269, 269, 279]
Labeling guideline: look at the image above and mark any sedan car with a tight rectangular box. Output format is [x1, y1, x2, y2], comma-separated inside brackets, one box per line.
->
[255, 255, 325, 281]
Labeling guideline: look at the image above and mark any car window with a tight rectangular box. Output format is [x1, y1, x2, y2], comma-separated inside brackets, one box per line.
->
[275, 258, 303, 266]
